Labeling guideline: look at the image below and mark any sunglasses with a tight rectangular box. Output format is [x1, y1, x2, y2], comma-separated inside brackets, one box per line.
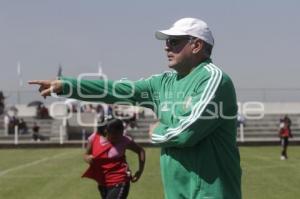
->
[166, 36, 194, 47]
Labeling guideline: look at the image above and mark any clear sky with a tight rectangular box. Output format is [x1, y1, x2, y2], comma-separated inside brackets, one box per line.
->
[0, 0, 299, 103]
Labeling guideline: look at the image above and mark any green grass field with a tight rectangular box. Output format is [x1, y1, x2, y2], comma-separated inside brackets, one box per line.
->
[0, 146, 299, 199]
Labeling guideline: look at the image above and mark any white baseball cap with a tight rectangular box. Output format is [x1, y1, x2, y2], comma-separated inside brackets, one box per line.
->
[155, 18, 214, 46]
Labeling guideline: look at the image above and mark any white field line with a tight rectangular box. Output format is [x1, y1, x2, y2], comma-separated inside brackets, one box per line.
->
[0, 151, 75, 177]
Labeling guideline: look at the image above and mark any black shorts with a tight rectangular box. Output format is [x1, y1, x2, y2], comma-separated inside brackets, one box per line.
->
[98, 182, 130, 199]
[281, 137, 289, 147]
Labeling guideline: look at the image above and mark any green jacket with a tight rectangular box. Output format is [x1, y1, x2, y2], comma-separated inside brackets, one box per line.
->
[61, 59, 241, 199]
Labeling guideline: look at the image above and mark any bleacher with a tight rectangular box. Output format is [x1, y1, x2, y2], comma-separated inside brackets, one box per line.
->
[1, 102, 300, 145]
[1, 113, 300, 144]
[126, 115, 157, 142]
[0, 117, 63, 142]
[66, 113, 97, 140]
[127, 113, 300, 143]
[238, 114, 300, 142]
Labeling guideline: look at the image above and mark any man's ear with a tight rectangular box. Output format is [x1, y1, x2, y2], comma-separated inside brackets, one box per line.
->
[192, 39, 204, 54]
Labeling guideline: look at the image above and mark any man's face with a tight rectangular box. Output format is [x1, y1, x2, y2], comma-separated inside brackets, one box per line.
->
[164, 36, 194, 71]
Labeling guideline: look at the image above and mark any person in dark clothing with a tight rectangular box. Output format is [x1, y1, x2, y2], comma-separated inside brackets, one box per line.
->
[283, 115, 292, 131]
[32, 122, 40, 141]
[8, 116, 19, 134]
[0, 91, 5, 115]
[18, 119, 28, 134]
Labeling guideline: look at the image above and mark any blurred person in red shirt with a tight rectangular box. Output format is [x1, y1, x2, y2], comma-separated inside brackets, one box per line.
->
[82, 118, 145, 199]
[279, 120, 293, 160]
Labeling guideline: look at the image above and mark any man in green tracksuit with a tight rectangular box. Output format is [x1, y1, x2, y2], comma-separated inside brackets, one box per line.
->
[29, 18, 241, 199]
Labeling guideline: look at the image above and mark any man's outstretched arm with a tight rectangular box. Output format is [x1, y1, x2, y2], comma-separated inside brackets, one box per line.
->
[29, 77, 153, 105]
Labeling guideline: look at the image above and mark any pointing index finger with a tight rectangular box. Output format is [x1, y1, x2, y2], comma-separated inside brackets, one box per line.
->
[28, 80, 45, 85]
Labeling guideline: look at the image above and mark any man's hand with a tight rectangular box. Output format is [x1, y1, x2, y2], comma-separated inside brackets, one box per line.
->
[28, 80, 63, 98]
[131, 170, 142, 183]
[83, 154, 94, 164]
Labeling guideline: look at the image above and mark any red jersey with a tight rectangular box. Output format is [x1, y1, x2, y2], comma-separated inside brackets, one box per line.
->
[82, 133, 132, 186]
[279, 127, 291, 138]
